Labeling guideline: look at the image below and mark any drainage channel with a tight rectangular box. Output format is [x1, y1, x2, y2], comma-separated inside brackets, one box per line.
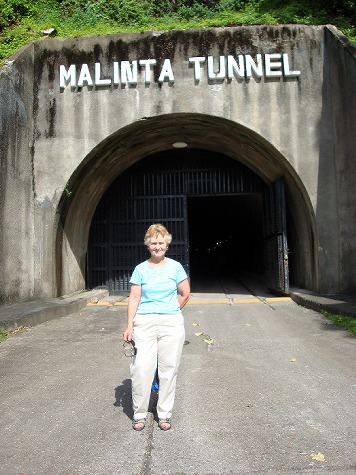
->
[139, 414, 155, 475]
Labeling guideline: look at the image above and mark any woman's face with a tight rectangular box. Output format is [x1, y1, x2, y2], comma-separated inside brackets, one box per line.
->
[148, 233, 168, 258]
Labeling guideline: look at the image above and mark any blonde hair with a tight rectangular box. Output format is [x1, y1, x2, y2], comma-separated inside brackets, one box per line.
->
[144, 224, 172, 246]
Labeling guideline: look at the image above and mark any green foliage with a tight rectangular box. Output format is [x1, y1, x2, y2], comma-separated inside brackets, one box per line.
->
[113, 0, 153, 25]
[258, 0, 355, 24]
[177, 2, 213, 20]
[151, 0, 176, 17]
[320, 310, 356, 335]
[0, 326, 29, 341]
[0, 23, 38, 60]
[258, 0, 325, 23]
[71, 4, 101, 27]
[58, 0, 153, 25]
[0, 0, 355, 64]
[215, 0, 251, 12]
[0, 328, 9, 341]
[0, 0, 33, 29]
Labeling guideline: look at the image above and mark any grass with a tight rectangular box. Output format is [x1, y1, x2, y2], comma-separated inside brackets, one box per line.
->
[320, 310, 356, 336]
[0, 0, 355, 66]
[0, 326, 28, 342]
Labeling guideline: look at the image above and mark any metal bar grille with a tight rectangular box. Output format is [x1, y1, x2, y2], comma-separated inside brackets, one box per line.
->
[88, 150, 265, 294]
[263, 177, 289, 293]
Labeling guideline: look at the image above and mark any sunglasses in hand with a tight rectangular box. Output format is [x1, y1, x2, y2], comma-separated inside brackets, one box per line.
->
[123, 340, 137, 357]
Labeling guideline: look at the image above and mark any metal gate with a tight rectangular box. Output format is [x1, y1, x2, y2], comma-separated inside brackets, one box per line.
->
[87, 150, 284, 294]
[87, 193, 188, 294]
[263, 177, 289, 294]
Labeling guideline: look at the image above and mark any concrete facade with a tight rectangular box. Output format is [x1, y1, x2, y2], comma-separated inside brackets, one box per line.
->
[0, 25, 355, 304]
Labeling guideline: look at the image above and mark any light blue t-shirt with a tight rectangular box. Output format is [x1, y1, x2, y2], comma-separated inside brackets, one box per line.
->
[130, 258, 188, 315]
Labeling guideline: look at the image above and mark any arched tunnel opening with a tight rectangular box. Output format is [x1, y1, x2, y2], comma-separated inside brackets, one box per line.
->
[86, 149, 271, 295]
[59, 114, 317, 298]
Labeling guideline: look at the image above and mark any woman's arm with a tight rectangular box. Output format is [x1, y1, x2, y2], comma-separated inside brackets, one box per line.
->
[123, 284, 142, 342]
[177, 278, 190, 310]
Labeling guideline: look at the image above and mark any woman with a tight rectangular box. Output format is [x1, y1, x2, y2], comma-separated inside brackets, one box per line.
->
[123, 223, 190, 431]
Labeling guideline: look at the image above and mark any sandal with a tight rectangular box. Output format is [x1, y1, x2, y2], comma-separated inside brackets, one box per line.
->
[158, 419, 171, 431]
[132, 419, 146, 431]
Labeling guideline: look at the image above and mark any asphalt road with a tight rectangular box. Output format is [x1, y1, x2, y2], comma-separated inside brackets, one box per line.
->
[1, 286, 356, 474]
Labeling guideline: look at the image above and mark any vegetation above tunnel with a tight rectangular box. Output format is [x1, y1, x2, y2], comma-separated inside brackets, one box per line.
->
[0, 0, 355, 65]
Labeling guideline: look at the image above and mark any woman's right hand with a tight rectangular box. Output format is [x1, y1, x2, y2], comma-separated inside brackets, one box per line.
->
[124, 284, 141, 343]
[123, 327, 132, 342]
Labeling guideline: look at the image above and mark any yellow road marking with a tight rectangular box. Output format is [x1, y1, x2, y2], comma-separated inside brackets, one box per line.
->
[87, 296, 291, 307]
[232, 298, 260, 304]
[266, 297, 291, 302]
[187, 299, 233, 305]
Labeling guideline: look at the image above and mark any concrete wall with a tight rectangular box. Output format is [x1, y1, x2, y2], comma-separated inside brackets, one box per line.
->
[0, 47, 35, 303]
[0, 25, 355, 303]
[322, 27, 356, 294]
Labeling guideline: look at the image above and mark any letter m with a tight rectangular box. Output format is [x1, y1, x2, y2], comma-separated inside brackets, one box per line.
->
[59, 65, 76, 89]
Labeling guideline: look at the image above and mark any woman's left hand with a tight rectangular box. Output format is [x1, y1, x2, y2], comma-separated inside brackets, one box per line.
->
[178, 278, 191, 309]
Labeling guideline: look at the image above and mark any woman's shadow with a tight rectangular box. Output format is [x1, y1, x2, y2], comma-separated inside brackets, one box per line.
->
[114, 379, 134, 419]
[114, 379, 158, 420]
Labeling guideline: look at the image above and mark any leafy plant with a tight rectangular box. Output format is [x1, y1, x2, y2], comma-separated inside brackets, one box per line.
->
[177, 3, 212, 20]
[112, 0, 153, 25]
[151, 0, 176, 17]
[0, 326, 29, 342]
[215, 0, 251, 12]
[0, 0, 33, 30]
[0, 328, 9, 341]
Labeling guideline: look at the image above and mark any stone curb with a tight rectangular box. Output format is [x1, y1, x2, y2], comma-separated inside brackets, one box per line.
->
[290, 289, 356, 319]
[0, 290, 109, 331]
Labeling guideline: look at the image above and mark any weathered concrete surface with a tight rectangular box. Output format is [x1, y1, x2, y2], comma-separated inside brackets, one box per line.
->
[321, 26, 356, 295]
[0, 48, 35, 303]
[0, 290, 355, 474]
[0, 289, 108, 331]
[1, 25, 356, 303]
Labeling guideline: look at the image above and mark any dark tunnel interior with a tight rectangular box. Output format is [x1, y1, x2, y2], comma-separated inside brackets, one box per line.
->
[187, 194, 265, 290]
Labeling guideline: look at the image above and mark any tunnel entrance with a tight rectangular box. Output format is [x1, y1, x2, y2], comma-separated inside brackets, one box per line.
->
[87, 149, 288, 294]
[187, 195, 264, 292]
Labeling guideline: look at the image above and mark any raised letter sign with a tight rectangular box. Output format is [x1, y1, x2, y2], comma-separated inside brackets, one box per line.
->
[283, 54, 301, 77]
[265, 54, 283, 77]
[158, 59, 174, 83]
[113, 62, 119, 85]
[188, 57, 206, 82]
[59, 64, 76, 89]
[77, 64, 93, 87]
[139, 59, 157, 83]
[227, 55, 245, 79]
[121, 61, 138, 85]
[207, 56, 226, 80]
[245, 54, 263, 78]
[95, 63, 112, 86]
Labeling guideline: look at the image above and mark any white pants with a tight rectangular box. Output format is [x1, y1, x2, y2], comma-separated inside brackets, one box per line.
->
[131, 312, 185, 420]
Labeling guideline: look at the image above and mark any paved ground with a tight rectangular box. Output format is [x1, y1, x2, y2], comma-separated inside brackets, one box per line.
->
[1, 281, 356, 474]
